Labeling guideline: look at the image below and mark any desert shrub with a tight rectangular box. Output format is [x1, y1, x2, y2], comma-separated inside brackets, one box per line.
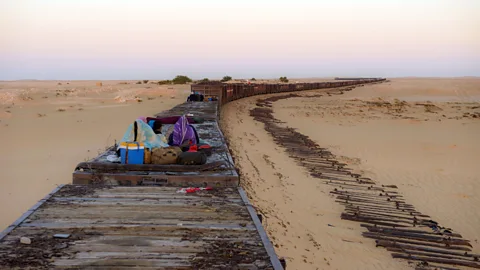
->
[221, 76, 232, 82]
[172, 75, 192, 84]
[136, 81, 142, 84]
[143, 80, 149, 84]
[279, 76, 289, 83]
[157, 80, 172, 85]
[250, 78, 256, 81]
[200, 78, 210, 83]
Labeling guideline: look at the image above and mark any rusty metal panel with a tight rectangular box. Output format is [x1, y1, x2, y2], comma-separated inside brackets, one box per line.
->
[191, 82, 224, 98]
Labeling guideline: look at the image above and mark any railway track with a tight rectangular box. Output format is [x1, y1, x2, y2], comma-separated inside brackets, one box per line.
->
[249, 91, 480, 270]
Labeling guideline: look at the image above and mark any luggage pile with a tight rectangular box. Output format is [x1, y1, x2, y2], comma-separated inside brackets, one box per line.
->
[117, 114, 212, 166]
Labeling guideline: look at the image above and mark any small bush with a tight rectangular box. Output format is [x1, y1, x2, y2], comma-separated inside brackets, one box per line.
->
[201, 78, 210, 83]
[250, 78, 256, 81]
[136, 81, 142, 84]
[279, 76, 289, 83]
[143, 80, 149, 84]
[172, 75, 192, 84]
[221, 76, 232, 82]
[157, 80, 172, 85]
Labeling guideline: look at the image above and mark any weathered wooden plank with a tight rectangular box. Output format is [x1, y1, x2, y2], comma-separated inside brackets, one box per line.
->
[2, 226, 260, 239]
[0, 185, 277, 269]
[53, 258, 193, 267]
[24, 219, 253, 227]
[49, 196, 244, 203]
[391, 253, 480, 268]
[31, 209, 248, 221]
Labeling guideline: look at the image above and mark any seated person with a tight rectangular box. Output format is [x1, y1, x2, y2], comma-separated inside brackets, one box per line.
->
[148, 119, 163, 134]
[168, 115, 199, 149]
[187, 92, 204, 102]
[118, 119, 169, 152]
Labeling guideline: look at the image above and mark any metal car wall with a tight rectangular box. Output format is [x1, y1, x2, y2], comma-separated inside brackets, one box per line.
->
[220, 78, 385, 106]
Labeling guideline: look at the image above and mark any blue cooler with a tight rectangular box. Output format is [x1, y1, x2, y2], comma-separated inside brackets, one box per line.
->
[119, 142, 145, 164]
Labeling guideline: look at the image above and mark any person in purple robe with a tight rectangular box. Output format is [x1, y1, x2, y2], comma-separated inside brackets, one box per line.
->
[172, 115, 198, 146]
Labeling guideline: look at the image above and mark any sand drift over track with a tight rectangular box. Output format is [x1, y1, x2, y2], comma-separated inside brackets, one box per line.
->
[248, 89, 479, 270]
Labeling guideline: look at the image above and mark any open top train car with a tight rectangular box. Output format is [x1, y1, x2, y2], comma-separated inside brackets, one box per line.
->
[72, 101, 239, 187]
[190, 81, 223, 102]
[0, 184, 282, 269]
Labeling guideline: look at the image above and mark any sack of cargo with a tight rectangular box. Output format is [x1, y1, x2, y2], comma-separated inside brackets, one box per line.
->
[177, 151, 207, 165]
[144, 148, 152, 164]
[151, 147, 182, 165]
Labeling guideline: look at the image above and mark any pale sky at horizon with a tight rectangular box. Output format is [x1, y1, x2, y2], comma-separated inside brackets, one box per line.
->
[0, 0, 479, 80]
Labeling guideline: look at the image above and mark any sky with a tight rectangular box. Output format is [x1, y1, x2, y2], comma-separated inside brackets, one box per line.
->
[0, 0, 479, 80]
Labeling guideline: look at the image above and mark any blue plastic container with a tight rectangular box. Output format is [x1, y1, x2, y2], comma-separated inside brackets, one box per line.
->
[119, 142, 145, 164]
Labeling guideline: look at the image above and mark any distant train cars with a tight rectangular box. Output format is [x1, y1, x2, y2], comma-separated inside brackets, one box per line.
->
[191, 78, 386, 106]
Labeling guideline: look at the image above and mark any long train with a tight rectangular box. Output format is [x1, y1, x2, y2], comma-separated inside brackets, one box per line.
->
[191, 78, 386, 106]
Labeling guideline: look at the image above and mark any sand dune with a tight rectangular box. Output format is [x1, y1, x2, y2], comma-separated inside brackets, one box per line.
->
[221, 78, 480, 269]
[0, 81, 189, 230]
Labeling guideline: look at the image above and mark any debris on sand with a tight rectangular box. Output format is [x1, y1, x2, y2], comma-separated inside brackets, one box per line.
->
[416, 103, 443, 113]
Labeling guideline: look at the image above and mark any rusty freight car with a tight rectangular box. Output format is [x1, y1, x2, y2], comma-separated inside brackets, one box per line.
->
[190, 81, 223, 101]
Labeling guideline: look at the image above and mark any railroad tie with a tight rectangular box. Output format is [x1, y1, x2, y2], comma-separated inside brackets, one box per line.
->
[249, 92, 479, 269]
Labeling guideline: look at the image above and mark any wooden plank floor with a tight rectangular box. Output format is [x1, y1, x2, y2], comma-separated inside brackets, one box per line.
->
[0, 185, 276, 269]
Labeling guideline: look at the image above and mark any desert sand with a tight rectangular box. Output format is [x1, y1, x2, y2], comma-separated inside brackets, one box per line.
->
[221, 78, 480, 270]
[0, 80, 189, 230]
[2, 78, 479, 269]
